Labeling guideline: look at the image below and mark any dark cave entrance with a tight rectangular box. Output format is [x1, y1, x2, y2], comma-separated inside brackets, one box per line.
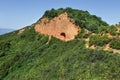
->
[60, 32, 66, 38]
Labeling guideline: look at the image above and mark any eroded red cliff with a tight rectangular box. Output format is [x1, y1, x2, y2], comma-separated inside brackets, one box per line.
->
[35, 12, 80, 41]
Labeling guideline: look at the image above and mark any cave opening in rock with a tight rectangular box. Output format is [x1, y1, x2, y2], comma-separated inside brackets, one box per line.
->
[60, 32, 66, 38]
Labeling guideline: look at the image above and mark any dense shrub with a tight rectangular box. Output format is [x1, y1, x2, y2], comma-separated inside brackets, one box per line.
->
[89, 34, 111, 46]
[110, 38, 120, 49]
[98, 25, 118, 35]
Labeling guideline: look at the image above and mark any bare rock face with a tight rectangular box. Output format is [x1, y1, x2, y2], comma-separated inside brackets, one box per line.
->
[35, 12, 80, 41]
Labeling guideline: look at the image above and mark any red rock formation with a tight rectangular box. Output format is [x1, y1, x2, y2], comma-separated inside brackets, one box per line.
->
[35, 13, 80, 41]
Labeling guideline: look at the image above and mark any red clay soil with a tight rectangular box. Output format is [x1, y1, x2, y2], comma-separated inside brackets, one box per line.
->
[35, 12, 80, 41]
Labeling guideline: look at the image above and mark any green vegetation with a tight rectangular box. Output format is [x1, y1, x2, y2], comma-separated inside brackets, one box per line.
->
[98, 25, 118, 35]
[89, 34, 111, 46]
[42, 8, 108, 33]
[110, 38, 120, 49]
[0, 8, 120, 80]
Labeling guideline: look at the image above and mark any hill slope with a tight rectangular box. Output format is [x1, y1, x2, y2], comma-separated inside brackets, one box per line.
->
[0, 8, 120, 80]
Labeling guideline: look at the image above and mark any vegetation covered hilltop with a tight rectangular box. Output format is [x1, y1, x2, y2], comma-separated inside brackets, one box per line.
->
[0, 8, 120, 80]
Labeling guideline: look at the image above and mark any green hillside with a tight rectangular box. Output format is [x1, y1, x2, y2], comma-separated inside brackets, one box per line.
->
[0, 8, 120, 80]
[41, 8, 108, 33]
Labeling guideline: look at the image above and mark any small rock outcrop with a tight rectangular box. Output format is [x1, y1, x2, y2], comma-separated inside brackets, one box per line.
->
[18, 28, 25, 34]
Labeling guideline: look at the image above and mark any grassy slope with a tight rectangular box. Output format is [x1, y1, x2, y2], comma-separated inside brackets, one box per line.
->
[0, 25, 120, 80]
